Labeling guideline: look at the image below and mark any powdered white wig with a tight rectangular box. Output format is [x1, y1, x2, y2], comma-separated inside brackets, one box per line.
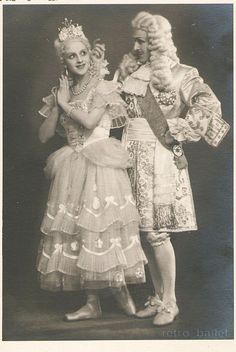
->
[132, 11, 179, 91]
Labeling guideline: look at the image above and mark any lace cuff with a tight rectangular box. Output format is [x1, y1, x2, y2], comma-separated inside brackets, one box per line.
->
[167, 117, 202, 143]
[178, 69, 230, 146]
[38, 87, 57, 118]
[38, 87, 66, 138]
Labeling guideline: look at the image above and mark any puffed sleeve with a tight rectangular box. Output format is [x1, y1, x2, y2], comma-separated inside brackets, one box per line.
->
[89, 80, 128, 129]
[167, 68, 230, 147]
[38, 87, 66, 138]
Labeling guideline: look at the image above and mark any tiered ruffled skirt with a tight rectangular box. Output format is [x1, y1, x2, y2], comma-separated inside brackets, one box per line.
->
[37, 138, 147, 291]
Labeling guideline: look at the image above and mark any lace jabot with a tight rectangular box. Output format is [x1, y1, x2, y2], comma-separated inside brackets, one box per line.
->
[122, 64, 151, 97]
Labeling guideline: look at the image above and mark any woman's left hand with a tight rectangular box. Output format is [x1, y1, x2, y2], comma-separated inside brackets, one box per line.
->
[57, 75, 71, 107]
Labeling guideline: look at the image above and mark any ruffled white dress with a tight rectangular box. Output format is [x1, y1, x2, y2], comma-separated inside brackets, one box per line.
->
[37, 80, 147, 291]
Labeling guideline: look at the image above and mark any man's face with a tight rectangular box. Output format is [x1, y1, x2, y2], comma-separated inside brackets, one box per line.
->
[132, 29, 150, 64]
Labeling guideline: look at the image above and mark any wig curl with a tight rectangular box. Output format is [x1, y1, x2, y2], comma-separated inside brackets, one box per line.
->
[132, 11, 179, 91]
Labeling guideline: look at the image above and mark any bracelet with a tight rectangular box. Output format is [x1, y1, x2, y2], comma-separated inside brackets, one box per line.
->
[67, 106, 76, 119]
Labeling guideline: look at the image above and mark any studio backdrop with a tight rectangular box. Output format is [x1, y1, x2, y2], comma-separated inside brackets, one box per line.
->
[3, 3, 233, 340]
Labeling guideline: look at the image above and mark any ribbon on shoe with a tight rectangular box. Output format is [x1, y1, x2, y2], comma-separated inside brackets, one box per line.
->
[136, 295, 163, 318]
[153, 300, 179, 326]
[156, 301, 171, 314]
[144, 295, 163, 309]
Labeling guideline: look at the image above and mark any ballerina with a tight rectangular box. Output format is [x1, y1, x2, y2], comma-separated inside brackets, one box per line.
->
[37, 18, 147, 321]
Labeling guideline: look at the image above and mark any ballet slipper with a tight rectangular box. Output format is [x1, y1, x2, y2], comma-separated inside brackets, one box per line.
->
[64, 300, 102, 322]
[112, 285, 136, 316]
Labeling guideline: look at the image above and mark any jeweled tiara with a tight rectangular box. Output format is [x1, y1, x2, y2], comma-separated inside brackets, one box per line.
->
[58, 18, 86, 42]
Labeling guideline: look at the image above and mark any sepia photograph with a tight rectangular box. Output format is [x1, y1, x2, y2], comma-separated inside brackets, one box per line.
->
[2, 0, 234, 347]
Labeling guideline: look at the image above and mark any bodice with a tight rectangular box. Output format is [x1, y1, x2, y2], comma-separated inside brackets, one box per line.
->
[39, 79, 129, 149]
[60, 90, 111, 151]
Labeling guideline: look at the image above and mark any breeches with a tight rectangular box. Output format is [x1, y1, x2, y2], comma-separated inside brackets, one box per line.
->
[142, 230, 170, 247]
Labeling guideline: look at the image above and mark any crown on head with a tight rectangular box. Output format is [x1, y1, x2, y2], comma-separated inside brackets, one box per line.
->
[58, 18, 86, 42]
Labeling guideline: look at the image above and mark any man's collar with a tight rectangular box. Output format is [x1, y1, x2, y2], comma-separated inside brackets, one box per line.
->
[122, 60, 179, 96]
[130, 62, 151, 81]
[122, 63, 151, 96]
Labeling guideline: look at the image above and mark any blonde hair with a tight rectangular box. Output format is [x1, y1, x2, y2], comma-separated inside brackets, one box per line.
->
[132, 11, 179, 91]
[54, 37, 91, 64]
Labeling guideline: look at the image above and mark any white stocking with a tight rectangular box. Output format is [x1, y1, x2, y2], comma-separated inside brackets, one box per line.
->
[152, 239, 176, 304]
[143, 240, 163, 298]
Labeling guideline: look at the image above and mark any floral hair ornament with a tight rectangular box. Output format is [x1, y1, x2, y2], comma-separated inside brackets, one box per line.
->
[58, 18, 87, 42]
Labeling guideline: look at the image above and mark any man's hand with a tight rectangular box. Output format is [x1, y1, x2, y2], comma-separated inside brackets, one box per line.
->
[118, 53, 140, 80]
[174, 154, 188, 170]
[92, 39, 106, 61]
[164, 130, 176, 145]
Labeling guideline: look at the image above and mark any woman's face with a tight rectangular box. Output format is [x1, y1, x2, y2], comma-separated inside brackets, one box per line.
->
[63, 39, 90, 77]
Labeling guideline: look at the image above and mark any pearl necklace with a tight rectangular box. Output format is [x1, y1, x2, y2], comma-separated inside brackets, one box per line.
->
[71, 74, 92, 96]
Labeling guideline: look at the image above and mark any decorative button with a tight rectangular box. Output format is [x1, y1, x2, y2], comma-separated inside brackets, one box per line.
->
[172, 144, 183, 157]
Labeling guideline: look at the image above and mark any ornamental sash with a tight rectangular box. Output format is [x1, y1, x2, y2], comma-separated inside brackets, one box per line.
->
[137, 86, 171, 150]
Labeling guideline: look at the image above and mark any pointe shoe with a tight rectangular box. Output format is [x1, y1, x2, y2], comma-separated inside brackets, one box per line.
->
[153, 300, 179, 326]
[112, 286, 136, 316]
[136, 295, 163, 318]
[64, 301, 102, 322]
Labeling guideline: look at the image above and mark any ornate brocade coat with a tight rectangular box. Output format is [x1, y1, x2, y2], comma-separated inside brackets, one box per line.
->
[121, 63, 229, 233]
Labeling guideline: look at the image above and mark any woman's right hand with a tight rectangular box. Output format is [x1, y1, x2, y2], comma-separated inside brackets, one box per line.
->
[57, 75, 71, 108]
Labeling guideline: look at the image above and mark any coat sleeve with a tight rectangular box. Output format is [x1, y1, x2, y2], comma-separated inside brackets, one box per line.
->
[167, 68, 230, 147]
